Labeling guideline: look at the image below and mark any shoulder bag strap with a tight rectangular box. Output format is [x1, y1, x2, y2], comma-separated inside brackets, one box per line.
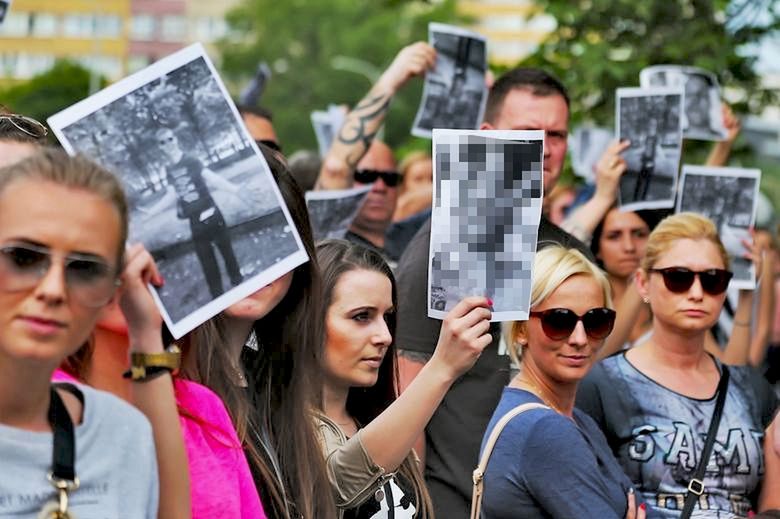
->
[680, 364, 730, 519]
[48, 386, 77, 482]
[470, 402, 549, 519]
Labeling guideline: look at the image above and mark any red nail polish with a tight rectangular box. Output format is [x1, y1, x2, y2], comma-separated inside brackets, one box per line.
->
[487, 298, 493, 307]
[748, 511, 756, 518]
[639, 503, 646, 511]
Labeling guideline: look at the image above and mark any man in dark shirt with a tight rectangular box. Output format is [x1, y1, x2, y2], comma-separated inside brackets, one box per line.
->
[395, 68, 597, 518]
[152, 128, 245, 298]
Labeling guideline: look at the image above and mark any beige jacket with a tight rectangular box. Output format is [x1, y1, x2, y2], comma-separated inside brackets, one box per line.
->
[316, 413, 390, 516]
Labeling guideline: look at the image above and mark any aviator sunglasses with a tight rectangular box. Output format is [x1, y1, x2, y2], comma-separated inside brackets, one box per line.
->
[0, 243, 119, 307]
[353, 169, 402, 187]
[0, 114, 48, 140]
[529, 307, 616, 341]
[649, 267, 733, 295]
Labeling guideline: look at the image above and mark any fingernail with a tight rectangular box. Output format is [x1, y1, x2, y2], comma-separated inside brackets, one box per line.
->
[628, 487, 634, 495]
[639, 503, 646, 511]
[748, 511, 755, 518]
[487, 298, 493, 307]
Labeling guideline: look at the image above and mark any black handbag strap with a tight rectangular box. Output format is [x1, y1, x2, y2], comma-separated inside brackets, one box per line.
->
[48, 384, 80, 483]
[680, 364, 730, 519]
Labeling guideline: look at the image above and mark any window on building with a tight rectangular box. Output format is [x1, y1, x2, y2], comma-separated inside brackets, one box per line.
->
[0, 12, 30, 37]
[30, 13, 58, 37]
[127, 54, 151, 73]
[194, 16, 228, 42]
[160, 15, 186, 42]
[62, 14, 94, 38]
[130, 14, 155, 41]
[95, 15, 121, 38]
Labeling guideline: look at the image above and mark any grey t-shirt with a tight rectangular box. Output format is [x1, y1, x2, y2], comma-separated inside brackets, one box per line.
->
[0, 383, 159, 518]
[577, 354, 778, 518]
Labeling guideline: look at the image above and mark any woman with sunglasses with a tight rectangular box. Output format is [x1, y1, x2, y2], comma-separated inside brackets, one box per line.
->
[577, 212, 779, 517]
[479, 245, 645, 518]
[0, 149, 159, 517]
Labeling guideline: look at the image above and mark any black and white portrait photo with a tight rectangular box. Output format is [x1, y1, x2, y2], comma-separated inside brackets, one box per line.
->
[640, 65, 728, 141]
[0, 0, 11, 24]
[305, 185, 371, 242]
[616, 87, 683, 211]
[49, 44, 308, 337]
[412, 23, 487, 138]
[429, 129, 544, 321]
[677, 165, 761, 288]
[569, 125, 613, 182]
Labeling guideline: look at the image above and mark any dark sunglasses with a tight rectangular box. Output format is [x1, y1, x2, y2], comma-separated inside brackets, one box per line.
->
[0, 243, 118, 307]
[529, 307, 616, 341]
[0, 114, 48, 139]
[354, 169, 402, 187]
[649, 267, 733, 295]
[255, 139, 282, 153]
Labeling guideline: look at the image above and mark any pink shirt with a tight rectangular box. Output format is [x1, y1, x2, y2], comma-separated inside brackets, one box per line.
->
[53, 370, 267, 519]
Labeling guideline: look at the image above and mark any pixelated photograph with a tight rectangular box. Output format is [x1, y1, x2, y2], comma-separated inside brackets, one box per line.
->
[428, 129, 544, 321]
[48, 43, 308, 338]
[569, 125, 613, 182]
[311, 104, 346, 158]
[616, 87, 683, 211]
[0, 0, 10, 24]
[640, 65, 728, 141]
[411, 23, 488, 139]
[677, 165, 761, 289]
[305, 185, 371, 242]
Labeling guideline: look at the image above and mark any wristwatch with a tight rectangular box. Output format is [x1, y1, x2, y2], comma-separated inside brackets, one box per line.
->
[124, 345, 182, 381]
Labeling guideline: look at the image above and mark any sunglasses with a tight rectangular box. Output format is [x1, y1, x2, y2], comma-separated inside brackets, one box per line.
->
[354, 169, 402, 187]
[649, 267, 733, 295]
[255, 139, 282, 153]
[0, 114, 48, 140]
[529, 307, 616, 341]
[0, 243, 119, 307]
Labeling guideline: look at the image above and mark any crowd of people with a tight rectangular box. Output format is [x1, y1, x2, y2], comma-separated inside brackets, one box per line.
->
[0, 34, 779, 519]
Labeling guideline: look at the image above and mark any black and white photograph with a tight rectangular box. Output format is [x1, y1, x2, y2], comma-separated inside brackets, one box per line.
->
[305, 185, 371, 242]
[569, 125, 613, 181]
[677, 165, 761, 289]
[48, 43, 308, 338]
[640, 65, 728, 141]
[311, 104, 346, 158]
[0, 0, 11, 24]
[411, 23, 487, 139]
[616, 87, 683, 211]
[429, 129, 544, 322]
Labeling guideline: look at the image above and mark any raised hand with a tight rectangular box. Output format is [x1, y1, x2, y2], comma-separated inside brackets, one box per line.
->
[118, 243, 165, 351]
[377, 42, 437, 94]
[593, 139, 631, 201]
[430, 296, 493, 381]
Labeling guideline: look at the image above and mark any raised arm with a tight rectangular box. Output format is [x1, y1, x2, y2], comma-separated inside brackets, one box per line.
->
[598, 280, 645, 359]
[705, 103, 741, 167]
[750, 233, 776, 367]
[316, 42, 436, 190]
[119, 243, 191, 519]
[561, 140, 630, 244]
[721, 234, 763, 365]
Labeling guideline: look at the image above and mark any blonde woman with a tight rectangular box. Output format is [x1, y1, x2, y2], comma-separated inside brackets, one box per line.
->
[577, 213, 779, 517]
[480, 246, 644, 518]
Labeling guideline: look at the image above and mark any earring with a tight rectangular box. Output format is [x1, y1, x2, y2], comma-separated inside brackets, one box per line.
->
[642, 297, 650, 304]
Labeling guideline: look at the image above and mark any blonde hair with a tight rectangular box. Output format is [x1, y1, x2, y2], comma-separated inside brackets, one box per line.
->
[507, 246, 612, 366]
[398, 151, 431, 192]
[641, 212, 729, 272]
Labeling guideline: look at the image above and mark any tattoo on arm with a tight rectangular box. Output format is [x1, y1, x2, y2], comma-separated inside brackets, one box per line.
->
[337, 93, 391, 168]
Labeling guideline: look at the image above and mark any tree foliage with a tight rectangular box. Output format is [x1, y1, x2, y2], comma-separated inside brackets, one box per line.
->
[0, 61, 106, 129]
[522, 0, 779, 127]
[218, 0, 462, 155]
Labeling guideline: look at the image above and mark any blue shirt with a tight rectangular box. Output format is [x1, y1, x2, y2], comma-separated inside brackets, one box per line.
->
[480, 387, 636, 518]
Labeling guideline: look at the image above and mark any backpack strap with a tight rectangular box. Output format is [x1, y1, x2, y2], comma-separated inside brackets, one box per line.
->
[470, 402, 549, 519]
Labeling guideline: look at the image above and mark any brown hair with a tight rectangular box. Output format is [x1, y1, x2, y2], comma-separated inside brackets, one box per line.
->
[316, 239, 433, 519]
[0, 147, 128, 266]
[179, 146, 335, 519]
[640, 212, 729, 272]
[484, 68, 569, 125]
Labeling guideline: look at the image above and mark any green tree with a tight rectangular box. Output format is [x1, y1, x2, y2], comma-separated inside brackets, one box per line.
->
[522, 0, 780, 195]
[219, 0, 462, 154]
[0, 61, 105, 129]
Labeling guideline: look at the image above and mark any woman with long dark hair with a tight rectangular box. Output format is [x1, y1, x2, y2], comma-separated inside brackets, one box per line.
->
[316, 239, 492, 517]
